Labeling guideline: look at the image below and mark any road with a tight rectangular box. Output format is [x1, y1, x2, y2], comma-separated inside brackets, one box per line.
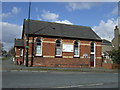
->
[2, 71, 118, 88]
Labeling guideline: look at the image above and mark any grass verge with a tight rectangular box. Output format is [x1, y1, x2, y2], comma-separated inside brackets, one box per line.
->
[2, 56, 12, 60]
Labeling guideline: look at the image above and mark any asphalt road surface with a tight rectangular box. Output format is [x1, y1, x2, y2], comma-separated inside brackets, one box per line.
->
[2, 71, 119, 88]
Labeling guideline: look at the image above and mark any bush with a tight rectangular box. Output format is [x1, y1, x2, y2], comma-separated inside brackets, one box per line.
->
[110, 49, 120, 64]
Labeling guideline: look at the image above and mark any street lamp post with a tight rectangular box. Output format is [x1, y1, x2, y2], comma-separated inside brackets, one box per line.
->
[26, 1, 31, 67]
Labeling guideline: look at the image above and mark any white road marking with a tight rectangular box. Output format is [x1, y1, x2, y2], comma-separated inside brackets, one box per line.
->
[86, 83, 104, 86]
[56, 83, 104, 88]
[39, 71, 47, 72]
[11, 70, 19, 72]
[113, 73, 118, 74]
[19, 70, 29, 72]
[9, 70, 48, 73]
[31, 71, 47, 72]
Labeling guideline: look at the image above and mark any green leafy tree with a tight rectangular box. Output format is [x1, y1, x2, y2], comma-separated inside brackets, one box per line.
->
[110, 49, 120, 64]
[8, 47, 15, 56]
[0, 41, 3, 55]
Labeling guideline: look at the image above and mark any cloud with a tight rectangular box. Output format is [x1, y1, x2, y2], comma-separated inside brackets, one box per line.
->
[37, 15, 42, 21]
[41, 10, 59, 21]
[111, 6, 118, 15]
[35, 8, 38, 12]
[93, 18, 118, 41]
[1, 7, 21, 19]
[38, 10, 73, 24]
[118, 17, 120, 27]
[1, 12, 11, 19]
[11, 7, 21, 14]
[2, 42, 14, 51]
[1, 22, 22, 50]
[55, 20, 73, 25]
[66, 2, 99, 11]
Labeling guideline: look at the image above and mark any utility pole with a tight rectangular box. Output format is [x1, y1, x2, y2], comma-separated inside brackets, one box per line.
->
[26, 1, 31, 67]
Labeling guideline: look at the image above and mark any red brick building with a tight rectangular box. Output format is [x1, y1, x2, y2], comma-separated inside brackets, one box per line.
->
[14, 19, 102, 68]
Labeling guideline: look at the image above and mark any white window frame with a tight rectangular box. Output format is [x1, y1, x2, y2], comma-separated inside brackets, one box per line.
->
[90, 42, 95, 54]
[55, 40, 62, 56]
[74, 40, 80, 57]
[20, 49, 23, 56]
[35, 38, 42, 56]
[90, 42, 96, 67]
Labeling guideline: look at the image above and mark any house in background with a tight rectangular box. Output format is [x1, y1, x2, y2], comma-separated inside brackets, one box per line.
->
[102, 25, 120, 64]
[14, 19, 102, 68]
[102, 39, 112, 63]
[102, 26, 120, 69]
[112, 26, 120, 50]
[14, 39, 24, 64]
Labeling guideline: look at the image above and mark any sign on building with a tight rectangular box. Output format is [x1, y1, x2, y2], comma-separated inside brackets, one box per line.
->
[63, 44, 73, 52]
[83, 53, 88, 58]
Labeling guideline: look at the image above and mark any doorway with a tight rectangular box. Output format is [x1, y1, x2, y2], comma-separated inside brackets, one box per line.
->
[90, 54, 94, 67]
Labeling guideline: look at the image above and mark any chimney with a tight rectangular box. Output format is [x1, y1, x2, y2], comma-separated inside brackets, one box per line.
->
[114, 25, 119, 38]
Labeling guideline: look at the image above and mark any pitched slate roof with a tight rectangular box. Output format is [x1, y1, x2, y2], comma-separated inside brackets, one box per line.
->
[23, 19, 101, 41]
[102, 39, 111, 45]
[14, 39, 24, 47]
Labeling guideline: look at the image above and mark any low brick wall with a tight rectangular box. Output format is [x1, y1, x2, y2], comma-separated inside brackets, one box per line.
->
[112, 64, 120, 69]
[32, 57, 90, 68]
[102, 63, 120, 69]
[27, 57, 103, 68]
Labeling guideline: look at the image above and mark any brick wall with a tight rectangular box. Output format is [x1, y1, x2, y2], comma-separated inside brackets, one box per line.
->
[27, 37, 102, 67]
[102, 63, 120, 69]
[96, 42, 102, 67]
[32, 57, 90, 68]
[15, 36, 102, 68]
[15, 47, 24, 64]
[80, 40, 91, 58]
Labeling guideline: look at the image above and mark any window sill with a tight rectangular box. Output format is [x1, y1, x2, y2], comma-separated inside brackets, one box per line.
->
[74, 56, 80, 58]
[35, 56, 43, 57]
[55, 55, 62, 58]
[90, 52, 95, 54]
[35, 54, 43, 57]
